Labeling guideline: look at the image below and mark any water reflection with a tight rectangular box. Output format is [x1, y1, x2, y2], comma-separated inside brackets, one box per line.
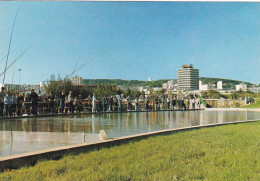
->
[0, 110, 260, 157]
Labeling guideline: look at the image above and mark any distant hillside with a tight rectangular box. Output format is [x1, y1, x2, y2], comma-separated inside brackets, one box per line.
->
[82, 79, 173, 87]
[83, 78, 253, 89]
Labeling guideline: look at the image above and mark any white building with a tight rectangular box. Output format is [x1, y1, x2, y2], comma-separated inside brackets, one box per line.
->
[199, 81, 209, 91]
[217, 81, 223, 90]
[71, 76, 83, 86]
[140, 86, 150, 95]
[169, 84, 178, 91]
[236, 83, 247, 91]
[153, 87, 162, 92]
[162, 83, 168, 89]
[148, 77, 152, 82]
[167, 80, 174, 86]
[162, 80, 177, 92]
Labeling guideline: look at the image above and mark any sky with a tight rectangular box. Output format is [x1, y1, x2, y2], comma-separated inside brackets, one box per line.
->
[0, 2, 259, 85]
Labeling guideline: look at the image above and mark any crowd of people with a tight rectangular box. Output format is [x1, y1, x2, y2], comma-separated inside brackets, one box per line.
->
[0, 87, 202, 117]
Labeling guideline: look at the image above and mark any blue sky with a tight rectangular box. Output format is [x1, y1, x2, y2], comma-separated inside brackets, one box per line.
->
[0, 2, 259, 85]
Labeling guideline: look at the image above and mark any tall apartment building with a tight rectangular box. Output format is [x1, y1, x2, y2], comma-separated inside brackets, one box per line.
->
[177, 64, 199, 91]
[71, 76, 83, 86]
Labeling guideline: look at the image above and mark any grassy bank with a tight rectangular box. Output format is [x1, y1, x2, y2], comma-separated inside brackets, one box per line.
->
[239, 98, 260, 108]
[1, 122, 260, 180]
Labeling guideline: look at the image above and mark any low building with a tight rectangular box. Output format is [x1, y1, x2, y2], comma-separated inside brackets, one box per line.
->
[139, 86, 150, 95]
[199, 81, 209, 91]
[71, 76, 83, 86]
[161, 80, 177, 92]
[0, 83, 40, 92]
[162, 83, 168, 89]
[236, 83, 247, 91]
[0, 83, 44, 95]
[168, 84, 178, 91]
[153, 87, 162, 92]
[249, 87, 260, 93]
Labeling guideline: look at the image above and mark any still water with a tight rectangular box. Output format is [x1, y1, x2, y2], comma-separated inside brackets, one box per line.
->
[1, 110, 260, 157]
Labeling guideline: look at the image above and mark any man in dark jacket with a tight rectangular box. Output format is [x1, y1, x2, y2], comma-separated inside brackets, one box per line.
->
[59, 90, 65, 114]
[48, 91, 55, 114]
[30, 89, 38, 115]
[17, 93, 24, 116]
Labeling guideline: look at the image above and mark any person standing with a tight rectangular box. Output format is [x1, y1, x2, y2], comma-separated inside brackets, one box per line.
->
[0, 87, 5, 116]
[59, 90, 65, 114]
[108, 96, 113, 112]
[24, 93, 30, 114]
[135, 97, 138, 111]
[170, 97, 173, 110]
[68, 91, 74, 114]
[102, 95, 107, 112]
[17, 93, 24, 116]
[4, 92, 11, 117]
[186, 98, 190, 110]
[87, 95, 92, 112]
[197, 99, 201, 109]
[92, 94, 97, 112]
[155, 96, 158, 110]
[181, 99, 186, 110]
[145, 97, 149, 111]
[126, 95, 132, 111]
[78, 94, 83, 113]
[11, 94, 17, 116]
[113, 96, 117, 112]
[161, 96, 165, 110]
[73, 96, 78, 113]
[118, 96, 122, 111]
[192, 98, 195, 109]
[167, 96, 170, 109]
[30, 89, 38, 115]
[157, 96, 161, 110]
[48, 91, 55, 114]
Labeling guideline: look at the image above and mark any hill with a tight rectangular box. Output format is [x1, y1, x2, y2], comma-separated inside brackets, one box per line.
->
[82, 79, 172, 87]
[83, 78, 253, 89]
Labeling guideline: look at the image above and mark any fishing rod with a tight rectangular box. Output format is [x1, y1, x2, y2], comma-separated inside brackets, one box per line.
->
[0, 45, 31, 78]
[63, 63, 87, 81]
[12, 64, 15, 84]
[70, 55, 81, 79]
[44, 59, 86, 84]
[0, 48, 18, 62]
[3, 9, 19, 85]
[43, 62, 87, 93]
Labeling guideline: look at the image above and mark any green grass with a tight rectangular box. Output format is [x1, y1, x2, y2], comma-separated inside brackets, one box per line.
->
[239, 98, 260, 108]
[1, 122, 260, 180]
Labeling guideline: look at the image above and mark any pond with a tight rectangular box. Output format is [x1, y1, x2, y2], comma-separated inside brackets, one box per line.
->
[1, 110, 260, 157]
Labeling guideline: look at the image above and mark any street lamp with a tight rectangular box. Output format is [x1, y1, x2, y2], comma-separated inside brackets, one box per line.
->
[18, 69, 22, 91]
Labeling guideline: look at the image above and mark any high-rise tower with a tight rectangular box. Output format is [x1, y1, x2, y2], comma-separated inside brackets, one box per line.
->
[177, 64, 199, 91]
